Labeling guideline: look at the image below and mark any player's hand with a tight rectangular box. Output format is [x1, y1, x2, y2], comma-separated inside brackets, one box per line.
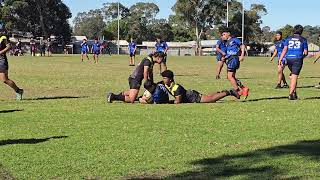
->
[278, 60, 283, 67]
[269, 58, 273, 62]
[314, 60, 317, 64]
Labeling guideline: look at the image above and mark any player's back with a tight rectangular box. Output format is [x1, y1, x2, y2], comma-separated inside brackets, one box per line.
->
[285, 35, 308, 59]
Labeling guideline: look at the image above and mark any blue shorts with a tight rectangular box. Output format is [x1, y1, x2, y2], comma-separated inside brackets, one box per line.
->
[287, 58, 303, 75]
[93, 51, 100, 55]
[130, 52, 135, 57]
[82, 51, 88, 54]
[226, 56, 240, 72]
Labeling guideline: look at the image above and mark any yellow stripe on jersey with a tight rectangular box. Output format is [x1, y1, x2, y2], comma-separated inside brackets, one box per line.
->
[165, 82, 179, 96]
[0, 36, 7, 43]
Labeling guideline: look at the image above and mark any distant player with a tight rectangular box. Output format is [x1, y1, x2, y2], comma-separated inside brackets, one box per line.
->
[270, 31, 289, 89]
[139, 80, 169, 104]
[128, 38, 137, 66]
[221, 28, 249, 99]
[279, 25, 308, 100]
[91, 39, 101, 64]
[47, 38, 52, 56]
[215, 36, 227, 79]
[0, 22, 24, 100]
[161, 70, 240, 104]
[81, 39, 89, 62]
[314, 35, 320, 89]
[30, 38, 36, 56]
[107, 52, 165, 103]
[155, 36, 169, 73]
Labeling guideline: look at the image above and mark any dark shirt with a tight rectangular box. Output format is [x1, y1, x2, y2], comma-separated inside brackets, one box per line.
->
[130, 55, 154, 82]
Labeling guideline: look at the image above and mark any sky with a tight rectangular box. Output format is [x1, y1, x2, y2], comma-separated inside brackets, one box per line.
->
[62, 0, 320, 30]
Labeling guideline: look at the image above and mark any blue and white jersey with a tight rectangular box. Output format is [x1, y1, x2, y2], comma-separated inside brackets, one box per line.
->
[152, 83, 169, 104]
[128, 42, 137, 53]
[155, 41, 168, 53]
[225, 37, 242, 59]
[92, 43, 101, 52]
[275, 39, 285, 59]
[216, 39, 227, 58]
[284, 35, 308, 59]
[81, 43, 89, 52]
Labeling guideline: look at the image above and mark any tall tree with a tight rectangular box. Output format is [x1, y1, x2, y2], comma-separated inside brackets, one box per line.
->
[2, 0, 72, 43]
[101, 2, 130, 22]
[73, 9, 106, 39]
[173, 0, 225, 55]
[129, 2, 159, 24]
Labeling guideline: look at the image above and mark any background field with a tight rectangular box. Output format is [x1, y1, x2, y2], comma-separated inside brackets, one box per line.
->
[1, 55, 320, 179]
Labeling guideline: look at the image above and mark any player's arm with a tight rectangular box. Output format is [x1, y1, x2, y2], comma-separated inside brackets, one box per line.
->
[164, 43, 169, 54]
[0, 39, 11, 55]
[279, 46, 288, 66]
[314, 52, 320, 64]
[134, 45, 137, 53]
[139, 96, 148, 104]
[149, 69, 154, 82]
[174, 95, 182, 104]
[215, 45, 226, 57]
[270, 49, 278, 61]
[143, 66, 149, 82]
[239, 44, 245, 62]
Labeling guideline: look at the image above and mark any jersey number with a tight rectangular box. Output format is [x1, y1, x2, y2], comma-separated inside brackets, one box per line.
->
[288, 41, 301, 49]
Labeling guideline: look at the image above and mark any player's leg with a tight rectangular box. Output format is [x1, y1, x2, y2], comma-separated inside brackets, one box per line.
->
[287, 59, 302, 100]
[81, 52, 85, 62]
[0, 70, 23, 100]
[125, 89, 139, 103]
[216, 60, 224, 79]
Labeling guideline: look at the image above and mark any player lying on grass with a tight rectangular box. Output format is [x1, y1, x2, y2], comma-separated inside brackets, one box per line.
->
[139, 80, 169, 104]
[270, 31, 289, 89]
[157, 70, 241, 104]
[107, 52, 165, 103]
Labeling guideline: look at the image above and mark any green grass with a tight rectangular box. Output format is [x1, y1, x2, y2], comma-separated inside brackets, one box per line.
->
[1, 55, 320, 179]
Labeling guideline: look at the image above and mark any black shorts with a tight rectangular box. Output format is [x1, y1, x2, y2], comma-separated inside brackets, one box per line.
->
[130, 52, 135, 57]
[186, 89, 202, 103]
[287, 58, 303, 75]
[0, 57, 9, 71]
[128, 77, 141, 90]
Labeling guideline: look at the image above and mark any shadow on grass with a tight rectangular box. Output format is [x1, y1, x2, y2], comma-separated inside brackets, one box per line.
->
[159, 140, 320, 179]
[297, 85, 315, 89]
[304, 96, 320, 100]
[26, 96, 88, 101]
[175, 74, 199, 77]
[242, 96, 288, 102]
[0, 136, 68, 146]
[0, 109, 23, 114]
[301, 76, 320, 79]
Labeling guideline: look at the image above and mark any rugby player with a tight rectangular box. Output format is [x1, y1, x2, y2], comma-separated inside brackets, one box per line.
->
[161, 70, 241, 104]
[107, 52, 165, 103]
[0, 22, 24, 100]
[279, 25, 308, 100]
[270, 31, 289, 88]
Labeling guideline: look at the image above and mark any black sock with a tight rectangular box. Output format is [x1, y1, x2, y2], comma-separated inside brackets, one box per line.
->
[114, 92, 125, 101]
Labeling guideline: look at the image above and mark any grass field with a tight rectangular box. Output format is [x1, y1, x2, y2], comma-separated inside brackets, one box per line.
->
[1, 54, 320, 179]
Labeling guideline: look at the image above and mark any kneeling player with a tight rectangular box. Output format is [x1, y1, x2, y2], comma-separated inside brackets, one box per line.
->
[107, 52, 165, 103]
[161, 70, 240, 104]
[139, 80, 169, 104]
